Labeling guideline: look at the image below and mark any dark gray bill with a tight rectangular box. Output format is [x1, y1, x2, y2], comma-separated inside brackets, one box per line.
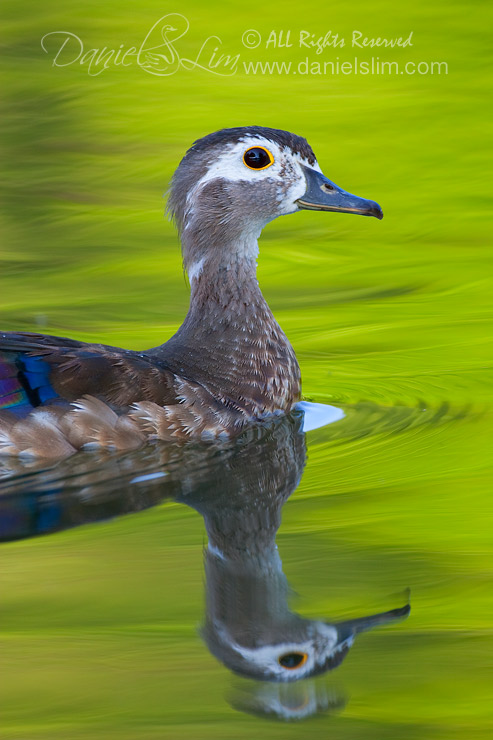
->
[333, 602, 411, 641]
[296, 165, 383, 219]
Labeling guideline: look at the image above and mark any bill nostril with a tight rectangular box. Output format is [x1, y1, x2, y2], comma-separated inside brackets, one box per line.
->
[321, 183, 335, 193]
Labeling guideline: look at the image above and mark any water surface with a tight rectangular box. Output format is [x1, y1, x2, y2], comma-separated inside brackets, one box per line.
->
[1, 396, 491, 738]
[1, 1, 492, 736]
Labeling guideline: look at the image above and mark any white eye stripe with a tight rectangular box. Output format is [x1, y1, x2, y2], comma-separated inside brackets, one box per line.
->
[183, 137, 322, 221]
[221, 622, 341, 679]
[192, 138, 318, 188]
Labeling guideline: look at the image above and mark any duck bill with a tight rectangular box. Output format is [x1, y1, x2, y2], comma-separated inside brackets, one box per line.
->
[296, 165, 383, 220]
[333, 603, 411, 640]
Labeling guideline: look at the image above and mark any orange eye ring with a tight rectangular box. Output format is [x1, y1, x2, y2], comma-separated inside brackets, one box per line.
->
[243, 145, 274, 170]
[278, 652, 308, 670]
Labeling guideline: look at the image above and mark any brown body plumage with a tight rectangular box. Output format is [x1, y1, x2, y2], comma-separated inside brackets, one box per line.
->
[0, 126, 382, 457]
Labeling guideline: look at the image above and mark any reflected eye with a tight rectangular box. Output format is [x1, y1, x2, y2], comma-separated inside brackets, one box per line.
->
[243, 146, 274, 170]
[278, 652, 308, 669]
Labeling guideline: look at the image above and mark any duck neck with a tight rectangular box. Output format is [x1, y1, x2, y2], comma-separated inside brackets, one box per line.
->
[180, 231, 275, 342]
[196, 471, 298, 645]
[187, 243, 267, 323]
[159, 231, 301, 415]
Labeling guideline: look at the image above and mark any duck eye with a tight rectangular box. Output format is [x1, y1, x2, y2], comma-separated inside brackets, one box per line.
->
[243, 146, 274, 170]
[278, 652, 308, 669]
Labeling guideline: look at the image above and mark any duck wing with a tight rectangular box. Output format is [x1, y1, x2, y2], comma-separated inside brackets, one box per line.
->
[0, 331, 178, 415]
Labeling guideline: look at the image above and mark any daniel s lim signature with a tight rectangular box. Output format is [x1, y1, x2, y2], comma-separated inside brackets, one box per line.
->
[41, 14, 240, 77]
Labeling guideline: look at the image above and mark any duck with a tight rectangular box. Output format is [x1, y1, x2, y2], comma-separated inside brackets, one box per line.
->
[0, 126, 382, 457]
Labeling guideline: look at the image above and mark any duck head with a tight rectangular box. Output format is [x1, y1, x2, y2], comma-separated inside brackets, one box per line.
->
[167, 126, 383, 278]
[202, 546, 410, 683]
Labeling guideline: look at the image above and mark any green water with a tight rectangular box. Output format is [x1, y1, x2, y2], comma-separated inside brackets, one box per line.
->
[1, 0, 492, 737]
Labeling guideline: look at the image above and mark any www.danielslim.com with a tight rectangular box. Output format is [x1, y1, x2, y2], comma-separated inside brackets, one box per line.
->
[242, 58, 448, 75]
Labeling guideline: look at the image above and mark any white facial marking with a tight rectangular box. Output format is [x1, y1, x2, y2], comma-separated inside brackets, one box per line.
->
[186, 136, 320, 217]
[215, 621, 352, 680]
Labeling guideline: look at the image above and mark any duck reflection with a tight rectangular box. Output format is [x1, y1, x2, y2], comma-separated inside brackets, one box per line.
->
[229, 680, 347, 721]
[0, 411, 409, 714]
[170, 413, 409, 684]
